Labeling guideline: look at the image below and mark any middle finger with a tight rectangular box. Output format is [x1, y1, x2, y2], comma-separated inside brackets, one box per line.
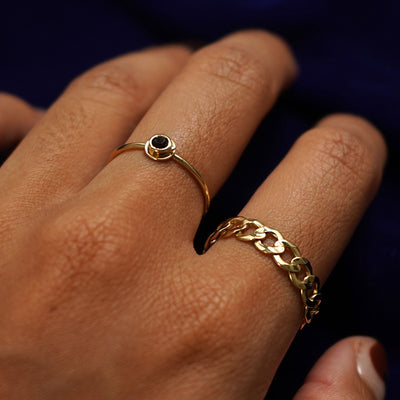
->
[84, 30, 297, 240]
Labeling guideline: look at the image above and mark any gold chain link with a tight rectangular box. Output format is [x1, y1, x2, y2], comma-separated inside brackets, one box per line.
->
[203, 217, 321, 328]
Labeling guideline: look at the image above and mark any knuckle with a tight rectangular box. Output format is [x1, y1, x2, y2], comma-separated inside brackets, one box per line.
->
[43, 102, 89, 148]
[38, 207, 125, 276]
[69, 63, 145, 109]
[26, 99, 90, 156]
[166, 265, 259, 359]
[192, 42, 270, 95]
[303, 126, 380, 190]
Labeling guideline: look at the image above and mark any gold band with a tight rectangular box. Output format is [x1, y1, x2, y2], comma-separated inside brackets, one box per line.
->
[203, 217, 322, 328]
[109, 135, 210, 214]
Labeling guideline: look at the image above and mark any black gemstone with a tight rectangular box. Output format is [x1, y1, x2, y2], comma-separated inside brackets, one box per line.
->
[151, 135, 169, 149]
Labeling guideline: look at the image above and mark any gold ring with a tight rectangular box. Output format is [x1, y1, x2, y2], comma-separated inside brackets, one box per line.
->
[203, 216, 322, 328]
[109, 134, 210, 214]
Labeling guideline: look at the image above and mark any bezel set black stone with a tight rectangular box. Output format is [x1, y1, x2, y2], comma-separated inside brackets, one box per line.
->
[145, 134, 176, 160]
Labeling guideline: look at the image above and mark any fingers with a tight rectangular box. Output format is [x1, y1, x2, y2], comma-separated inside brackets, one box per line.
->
[200, 114, 386, 392]
[240, 114, 386, 283]
[87, 30, 297, 236]
[0, 93, 43, 150]
[0, 46, 191, 209]
[294, 337, 387, 400]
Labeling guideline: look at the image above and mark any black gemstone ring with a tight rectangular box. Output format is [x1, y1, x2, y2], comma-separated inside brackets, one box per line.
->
[108, 134, 210, 214]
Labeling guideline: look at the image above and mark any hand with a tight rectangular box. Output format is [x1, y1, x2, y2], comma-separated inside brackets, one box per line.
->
[0, 30, 387, 399]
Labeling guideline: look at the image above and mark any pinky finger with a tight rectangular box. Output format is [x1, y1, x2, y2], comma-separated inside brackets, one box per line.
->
[293, 336, 387, 400]
[0, 93, 43, 150]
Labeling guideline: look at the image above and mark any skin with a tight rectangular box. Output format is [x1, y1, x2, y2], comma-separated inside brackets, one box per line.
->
[0, 30, 387, 399]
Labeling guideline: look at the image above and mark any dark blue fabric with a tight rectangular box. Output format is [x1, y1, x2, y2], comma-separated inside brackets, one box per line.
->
[1, 0, 399, 398]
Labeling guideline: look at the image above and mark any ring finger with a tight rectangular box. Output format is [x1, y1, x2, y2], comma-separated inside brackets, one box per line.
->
[199, 114, 386, 397]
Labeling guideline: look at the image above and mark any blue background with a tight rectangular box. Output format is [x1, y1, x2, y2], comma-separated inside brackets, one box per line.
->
[1, 0, 399, 398]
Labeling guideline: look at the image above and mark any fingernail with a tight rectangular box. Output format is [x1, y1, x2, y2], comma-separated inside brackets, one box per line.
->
[356, 338, 387, 400]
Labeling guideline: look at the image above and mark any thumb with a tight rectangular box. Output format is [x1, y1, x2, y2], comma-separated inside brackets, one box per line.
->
[293, 336, 387, 400]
